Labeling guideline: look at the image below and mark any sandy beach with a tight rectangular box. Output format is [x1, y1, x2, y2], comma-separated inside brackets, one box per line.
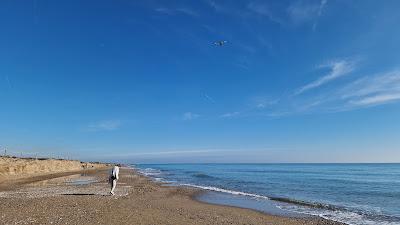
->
[0, 164, 346, 225]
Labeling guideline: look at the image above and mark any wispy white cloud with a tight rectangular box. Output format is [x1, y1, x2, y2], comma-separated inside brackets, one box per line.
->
[351, 94, 400, 106]
[220, 112, 240, 118]
[252, 97, 280, 108]
[183, 112, 200, 121]
[289, 69, 400, 112]
[176, 8, 199, 17]
[206, 0, 225, 13]
[217, 65, 400, 119]
[287, 0, 319, 23]
[247, 2, 283, 24]
[317, 0, 328, 17]
[86, 120, 122, 132]
[290, 69, 400, 113]
[295, 59, 355, 95]
[155, 7, 173, 15]
[155, 7, 198, 17]
[5, 75, 12, 89]
[203, 93, 215, 103]
[341, 70, 400, 107]
[110, 149, 229, 157]
[205, 0, 328, 29]
[287, 0, 328, 29]
[206, 0, 260, 22]
[313, 0, 328, 30]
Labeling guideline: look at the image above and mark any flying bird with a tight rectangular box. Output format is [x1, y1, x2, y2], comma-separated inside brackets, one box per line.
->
[214, 40, 227, 46]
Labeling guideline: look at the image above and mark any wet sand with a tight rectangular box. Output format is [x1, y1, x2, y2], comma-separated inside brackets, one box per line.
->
[0, 168, 345, 225]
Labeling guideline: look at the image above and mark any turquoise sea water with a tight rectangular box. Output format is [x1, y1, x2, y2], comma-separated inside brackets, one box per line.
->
[135, 164, 400, 225]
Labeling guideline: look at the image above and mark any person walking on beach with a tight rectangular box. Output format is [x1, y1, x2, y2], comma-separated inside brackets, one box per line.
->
[109, 165, 119, 196]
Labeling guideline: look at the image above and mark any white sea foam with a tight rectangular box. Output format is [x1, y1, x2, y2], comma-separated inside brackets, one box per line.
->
[278, 204, 400, 225]
[137, 168, 162, 177]
[180, 183, 270, 200]
[182, 183, 400, 225]
[136, 166, 400, 225]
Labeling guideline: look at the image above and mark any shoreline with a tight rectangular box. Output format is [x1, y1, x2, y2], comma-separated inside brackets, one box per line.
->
[144, 174, 309, 219]
[134, 163, 400, 225]
[193, 190, 309, 218]
[135, 168, 349, 224]
[0, 166, 345, 225]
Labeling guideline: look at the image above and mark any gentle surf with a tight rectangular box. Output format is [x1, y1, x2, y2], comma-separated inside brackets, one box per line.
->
[136, 163, 400, 225]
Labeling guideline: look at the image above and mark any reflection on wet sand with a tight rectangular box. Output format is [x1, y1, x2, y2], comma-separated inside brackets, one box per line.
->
[26, 174, 97, 187]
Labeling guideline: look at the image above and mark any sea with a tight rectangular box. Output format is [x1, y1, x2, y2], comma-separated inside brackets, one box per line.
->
[134, 163, 400, 225]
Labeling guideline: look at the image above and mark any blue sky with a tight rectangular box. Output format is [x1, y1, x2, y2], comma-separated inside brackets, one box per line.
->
[1, 0, 400, 163]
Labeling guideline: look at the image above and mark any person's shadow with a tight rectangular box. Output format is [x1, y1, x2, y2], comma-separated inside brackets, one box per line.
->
[61, 193, 111, 196]
[61, 193, 95, 196]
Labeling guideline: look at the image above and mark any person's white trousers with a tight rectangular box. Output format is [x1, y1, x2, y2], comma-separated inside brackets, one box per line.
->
[110, 179, 117, 194]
